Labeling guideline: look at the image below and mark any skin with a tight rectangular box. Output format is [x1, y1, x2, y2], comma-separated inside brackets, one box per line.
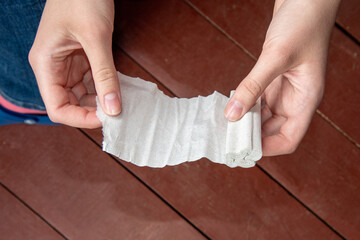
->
[224, 0, 341, 156]
[30, 0, 341, 156]
[29, 0, 121, 129]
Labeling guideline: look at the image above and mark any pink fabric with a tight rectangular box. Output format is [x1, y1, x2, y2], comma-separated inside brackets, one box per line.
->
[0, 94, 46, 114]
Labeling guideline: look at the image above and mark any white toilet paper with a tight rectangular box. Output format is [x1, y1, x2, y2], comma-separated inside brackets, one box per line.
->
[97, 72, 262, 168]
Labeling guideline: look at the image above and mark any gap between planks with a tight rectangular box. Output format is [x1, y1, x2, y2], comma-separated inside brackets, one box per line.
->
[0, 182, 69, 240]
[88, 49, 345, 239]
[78, 129, 211, 240]
[336, 22, 360, 47]
[183, 0, 360, 150]
[82, 116, 345, 240]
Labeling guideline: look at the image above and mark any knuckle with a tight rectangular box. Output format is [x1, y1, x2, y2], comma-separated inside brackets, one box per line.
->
[80, 20, 113, 41]
[94, 68, 116, 86]
[285, 140, 299, 154]
[242, 79, 262, 99]
[280, 132, 300, 155]
[287, 145, 297, 154]
[262, 41, 292, 65]
[28, 46, 47, 68]
[97, 20, 114, 35]
[92, 23, 110, 35]
[28, 47, 37, 66]
[46, 106, 66, 124]
[47, 111, 60, 124]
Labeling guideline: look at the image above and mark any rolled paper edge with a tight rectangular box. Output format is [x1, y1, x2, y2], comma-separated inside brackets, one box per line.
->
[248, 97, 262, 162]
[225, 152, 256, 168]
[224, 96, 262, 168]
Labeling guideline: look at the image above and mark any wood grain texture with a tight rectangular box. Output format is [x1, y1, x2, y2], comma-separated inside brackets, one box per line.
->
[114, 0, 254, 98]
[1, 0, 357, 238]
[185, 0, 360, 144]
[0, 125, 205, 240]
[322, 28, 360, 143]
[184, 0, 273, 58]
[0, 185, 63, 240]
[259, 114, 360, 239]
[109, 0, 359, 238]
[337, 0, 360, 42]
[84, 47, 341, 240]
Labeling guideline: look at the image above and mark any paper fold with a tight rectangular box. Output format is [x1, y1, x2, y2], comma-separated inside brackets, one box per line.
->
[97, 72, 262, 168]
[225, 92, 262, 168]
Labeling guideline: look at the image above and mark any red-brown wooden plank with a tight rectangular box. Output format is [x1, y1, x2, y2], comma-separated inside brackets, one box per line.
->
[259, 113, 360, 239]
[323, 28, 360, 144]
[108, 0, 359, 238]
[0, 125, 205, 240]
[178, 5, 360, 237]
[84, 48, 341, 239]
[114, 0, 254, 98]
[186, 0, 360, 144]
[337, 0, 360, 42]
[185, 0, 273, 58]
[0, 185, 63, 240]
[85, 135, 342, 239]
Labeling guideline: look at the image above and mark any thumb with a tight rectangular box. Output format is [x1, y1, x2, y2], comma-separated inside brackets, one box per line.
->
[82, 35, 121, 116]
[224, 51, 288, 121]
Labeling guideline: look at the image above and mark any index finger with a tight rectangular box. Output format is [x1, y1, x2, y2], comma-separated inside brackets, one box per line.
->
[40, 79, 101, 128]
[262, 116, 311, 156]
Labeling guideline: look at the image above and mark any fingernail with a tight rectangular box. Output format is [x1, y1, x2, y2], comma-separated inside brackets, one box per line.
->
[225, 100, 243, 121]
[104, 92, 121, 115]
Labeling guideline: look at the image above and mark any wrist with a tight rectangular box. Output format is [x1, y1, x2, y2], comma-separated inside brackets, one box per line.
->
[273, 0, 341, 17]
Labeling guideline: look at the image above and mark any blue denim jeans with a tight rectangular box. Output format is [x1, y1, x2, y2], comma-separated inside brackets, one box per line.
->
[0, 0, 55, 125]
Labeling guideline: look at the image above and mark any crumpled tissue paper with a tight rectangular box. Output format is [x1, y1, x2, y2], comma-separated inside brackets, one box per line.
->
[96, 72, 262, 168]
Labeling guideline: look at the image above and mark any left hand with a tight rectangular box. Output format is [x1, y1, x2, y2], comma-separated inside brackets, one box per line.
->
[29, 0, 121, 128]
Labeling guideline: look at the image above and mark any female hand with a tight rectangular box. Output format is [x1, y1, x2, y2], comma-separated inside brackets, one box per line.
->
[29, 0, 121, 128]
[224, 0, 341, 156]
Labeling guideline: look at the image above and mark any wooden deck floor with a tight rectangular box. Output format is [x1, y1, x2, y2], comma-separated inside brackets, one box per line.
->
[1, 0, 359, 239]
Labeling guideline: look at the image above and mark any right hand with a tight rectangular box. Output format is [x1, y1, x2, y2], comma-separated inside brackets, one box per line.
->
[224, 0, 340, 156]
[29, 0, 121, 128]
